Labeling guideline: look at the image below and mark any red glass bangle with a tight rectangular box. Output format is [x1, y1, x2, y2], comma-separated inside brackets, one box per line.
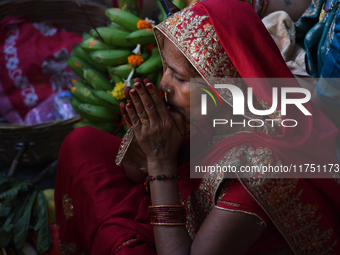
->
[149, 205, 186, 226]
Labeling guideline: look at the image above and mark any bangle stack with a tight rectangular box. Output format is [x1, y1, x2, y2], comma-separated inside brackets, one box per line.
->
[144, 174, 181, 192]
[149, 205, 186, 226]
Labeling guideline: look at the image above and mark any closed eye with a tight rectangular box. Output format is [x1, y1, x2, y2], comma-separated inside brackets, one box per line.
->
[175, 76, 186, 83]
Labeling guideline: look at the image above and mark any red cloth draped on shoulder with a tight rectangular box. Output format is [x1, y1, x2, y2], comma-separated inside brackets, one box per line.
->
[55, 126, 156, 255]
[192, 0, 340, 253]
[197, 0, 338, 167]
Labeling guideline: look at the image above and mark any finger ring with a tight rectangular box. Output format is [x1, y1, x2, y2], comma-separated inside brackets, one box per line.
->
[140, 118, 149, 125]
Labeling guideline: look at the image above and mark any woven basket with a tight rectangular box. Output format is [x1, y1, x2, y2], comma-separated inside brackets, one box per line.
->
[0, 0, 110, 166]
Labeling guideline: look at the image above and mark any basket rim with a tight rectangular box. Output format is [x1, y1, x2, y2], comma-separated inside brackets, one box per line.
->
[0, 0, 107, 7]
[0, 115, 81, 130]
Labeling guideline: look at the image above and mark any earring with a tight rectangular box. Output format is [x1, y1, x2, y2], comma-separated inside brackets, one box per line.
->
[167, 88, 172, 93]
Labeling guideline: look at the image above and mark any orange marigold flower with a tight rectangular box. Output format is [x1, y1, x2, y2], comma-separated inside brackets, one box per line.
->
[128, 55, 144, 66]
[137, 19, 153, 29]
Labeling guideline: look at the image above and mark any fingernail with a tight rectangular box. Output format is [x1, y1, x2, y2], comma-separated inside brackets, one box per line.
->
[130, 89, 137, 96]
[146, 83, 153, 89]
[127, 103, 132, 109]
[135, 83, 142, 89]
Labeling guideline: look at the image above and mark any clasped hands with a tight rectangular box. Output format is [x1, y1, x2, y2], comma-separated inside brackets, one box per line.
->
[119, 78, 186, 172]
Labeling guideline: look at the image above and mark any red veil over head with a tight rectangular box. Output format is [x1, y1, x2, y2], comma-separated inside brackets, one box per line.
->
[154, 0, 340, 253]
[154, 0, 338, 167]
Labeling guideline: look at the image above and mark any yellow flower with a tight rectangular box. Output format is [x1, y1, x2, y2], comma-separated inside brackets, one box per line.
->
[108, 82, 125, 100]
[128, 55, 144, 67]
[137, 19, 153, 29]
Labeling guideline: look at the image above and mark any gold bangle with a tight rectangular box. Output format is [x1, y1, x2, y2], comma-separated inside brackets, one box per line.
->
[149, 204, 184, 208]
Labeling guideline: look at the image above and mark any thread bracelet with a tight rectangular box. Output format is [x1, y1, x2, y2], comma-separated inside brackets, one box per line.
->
[144, 174, 181, 192]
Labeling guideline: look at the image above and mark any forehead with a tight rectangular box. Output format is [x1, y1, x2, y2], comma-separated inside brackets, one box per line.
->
[163, 37, 187, 61]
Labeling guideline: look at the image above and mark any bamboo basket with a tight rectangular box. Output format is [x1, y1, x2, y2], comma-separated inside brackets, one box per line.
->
[0, 0, 110, 166]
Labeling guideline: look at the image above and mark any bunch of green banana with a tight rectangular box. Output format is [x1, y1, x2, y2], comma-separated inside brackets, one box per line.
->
[108, 51, 150, 78]
[126, 28, 156, 45]
[90, 49, 132, 66]
[68, 79, 124, 134]
[80, 37, 116, 52]
[67, 5, 166, 136]
[90, 27, 135, 47]
[136, 47, 163, 74]
[105, 8, 140, 32]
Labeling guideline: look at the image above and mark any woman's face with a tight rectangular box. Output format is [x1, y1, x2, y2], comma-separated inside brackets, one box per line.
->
[159, 37, 211, 123]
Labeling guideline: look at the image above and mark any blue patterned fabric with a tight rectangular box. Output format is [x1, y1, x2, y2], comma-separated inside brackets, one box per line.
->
[317, 10, 340, 109]
[295, 0, 340, 77]
[295, 1, 340, 162]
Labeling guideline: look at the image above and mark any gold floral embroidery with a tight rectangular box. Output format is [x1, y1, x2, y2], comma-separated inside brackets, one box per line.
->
[237, 146, 283, 180]
[319, 4, 326, 22]
[184, 171, 224, 239]
[302, 0, 322, 17]
[59, 240, 76, 255]
[241, 178, 337, 254]
[331, 170, 340, 185]
[62, 194, 74, 220]
[183, 145, 246, 239]
[155, 5, 239, 80]
[216, 179, 233, 202]
[326, 5, 339, 55]
[217, 201, 240, 208]
[259, 100, 282, 128]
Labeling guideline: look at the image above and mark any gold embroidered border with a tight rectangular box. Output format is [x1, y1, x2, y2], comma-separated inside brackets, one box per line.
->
[183, 145, 247, 239]
[59, 240, 76, 255]
[215, 206, 267, 227]
[62, 194, 74, 220]
[217, 201, 241, 208]
[115, 238, 137, 252]
[240, 178, 337, 254]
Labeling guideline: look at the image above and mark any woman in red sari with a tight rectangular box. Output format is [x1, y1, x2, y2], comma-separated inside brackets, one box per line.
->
[55, 0, 340, 254]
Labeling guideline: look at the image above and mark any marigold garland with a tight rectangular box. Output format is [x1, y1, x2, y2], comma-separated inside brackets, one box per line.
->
[128, 55, 144, 66]
[108, 82, 125, 100]
[137, 19, 153, 29]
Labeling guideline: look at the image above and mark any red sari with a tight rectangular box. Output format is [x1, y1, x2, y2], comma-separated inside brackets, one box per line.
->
[55, 0, 340, 254]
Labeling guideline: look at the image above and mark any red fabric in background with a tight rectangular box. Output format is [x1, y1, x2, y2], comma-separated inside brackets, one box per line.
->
[55, 127, 155, 255]
[0, 16, 82, 123]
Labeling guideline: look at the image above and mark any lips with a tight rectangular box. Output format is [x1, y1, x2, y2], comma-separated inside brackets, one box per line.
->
[166, 100, 177, 110]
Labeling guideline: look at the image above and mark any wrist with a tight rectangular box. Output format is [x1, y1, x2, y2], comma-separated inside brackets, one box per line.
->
[147, 159, 178, 175]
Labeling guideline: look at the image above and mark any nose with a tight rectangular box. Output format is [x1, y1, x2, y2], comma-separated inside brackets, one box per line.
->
[159, 68, 172, 93]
